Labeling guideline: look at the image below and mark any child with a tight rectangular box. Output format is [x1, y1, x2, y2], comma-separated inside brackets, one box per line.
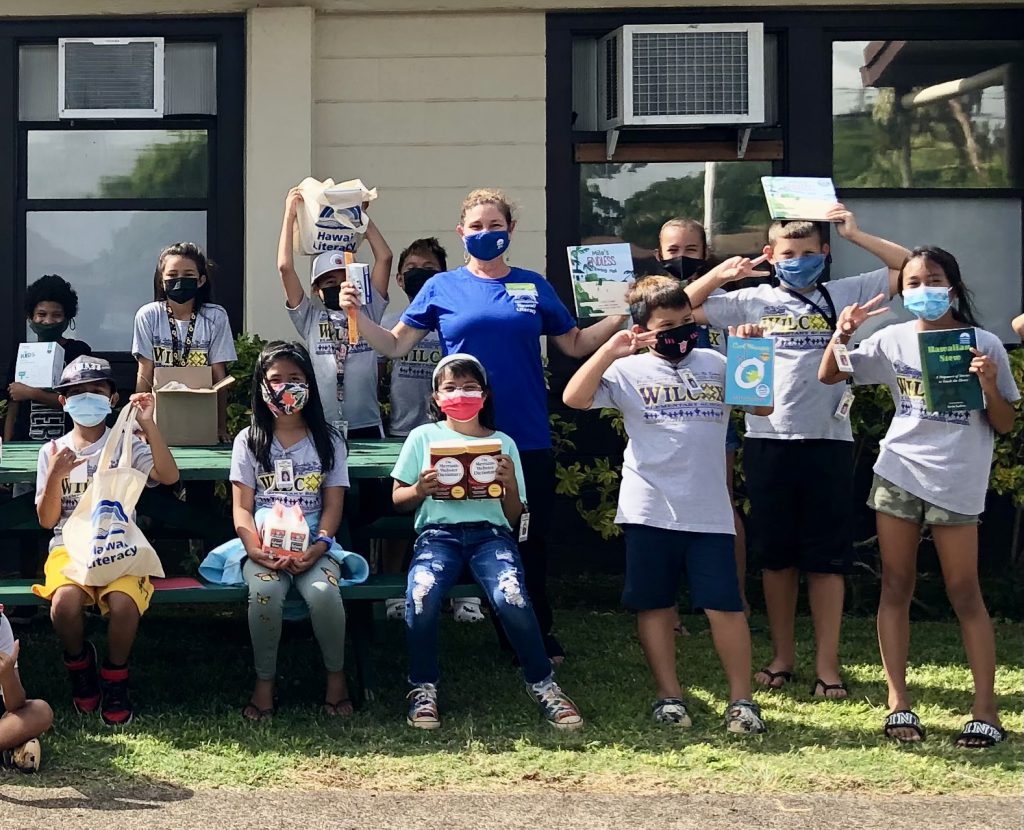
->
[685, 205, 909, 698]
[563, 277, 769, 733]
[132, 242, 237, 443]
[819, 247, 1019, 747]
[0, 606, 53, 772]
[278, 187, 393, 439]
[229, 341, 353, 721]
[392, 354, 582, 730]
[33, 357, 179, 726]
[5, 274, 92, 444]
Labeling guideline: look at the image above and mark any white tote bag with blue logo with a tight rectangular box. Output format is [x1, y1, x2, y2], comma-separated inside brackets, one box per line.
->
[62, 406, 164, 587]
[293, 177, 377, 255]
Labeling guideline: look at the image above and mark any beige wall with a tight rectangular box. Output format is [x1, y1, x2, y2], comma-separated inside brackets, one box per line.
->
[313, 12, 547, 313]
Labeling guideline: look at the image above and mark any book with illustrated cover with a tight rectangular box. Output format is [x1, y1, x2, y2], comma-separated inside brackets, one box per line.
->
[917, 327, 983, 413]
[567, 243, 634, 319]
[725, 337, 774, 407]
[760, 177, 838, 221]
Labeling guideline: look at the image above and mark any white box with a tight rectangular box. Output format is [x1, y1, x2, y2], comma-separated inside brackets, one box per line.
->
[15, 342, 64, 389]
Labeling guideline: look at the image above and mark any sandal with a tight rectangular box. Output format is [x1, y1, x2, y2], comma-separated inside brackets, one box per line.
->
[811, 678, 849, 700]
[883, 709, 926, 743]
[323, 698, 353, 717]
[954, 719, 1006, 748]
[755, 668, 793, 689]
[242, 700, 275, 722]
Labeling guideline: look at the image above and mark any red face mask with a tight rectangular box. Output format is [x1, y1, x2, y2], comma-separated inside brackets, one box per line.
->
[438, 391, 484, 422]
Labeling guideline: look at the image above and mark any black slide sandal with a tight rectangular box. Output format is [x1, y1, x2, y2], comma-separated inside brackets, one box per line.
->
[955, 719, 1006, 748]
[883, 709, 926, 743]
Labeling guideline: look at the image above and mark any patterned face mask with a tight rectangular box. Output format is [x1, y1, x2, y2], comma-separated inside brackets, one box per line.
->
[261, 381, 309, 417]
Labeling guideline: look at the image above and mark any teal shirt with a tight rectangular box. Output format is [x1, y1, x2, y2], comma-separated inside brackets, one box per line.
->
[391, 422, 527, 532]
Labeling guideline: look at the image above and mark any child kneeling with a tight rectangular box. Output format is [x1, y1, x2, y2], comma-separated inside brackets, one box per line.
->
[564, 277, 769, 734]
[1, 607, 53, 772]
[392, 354, 582, 731]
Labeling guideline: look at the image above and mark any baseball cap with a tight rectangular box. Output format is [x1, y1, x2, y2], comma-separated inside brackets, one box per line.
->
[54, 356, 115, 391]
[310, 251, 350, 286]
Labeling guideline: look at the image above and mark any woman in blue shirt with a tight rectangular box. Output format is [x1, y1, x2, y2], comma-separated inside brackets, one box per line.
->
[339, 188, 625, 659]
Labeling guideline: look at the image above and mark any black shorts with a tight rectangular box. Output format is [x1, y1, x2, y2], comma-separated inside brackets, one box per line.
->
[742, 438, 853, 575]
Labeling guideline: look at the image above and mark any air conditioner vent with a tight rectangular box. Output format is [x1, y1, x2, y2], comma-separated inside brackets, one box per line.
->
[59, 37, 164, 119]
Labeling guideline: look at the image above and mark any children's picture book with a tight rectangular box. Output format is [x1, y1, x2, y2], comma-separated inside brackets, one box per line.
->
[760, 177, 838, 221]
[917, 328, 984, 413]
[567, 243, 635, 320]
[725, 337, 774, 407]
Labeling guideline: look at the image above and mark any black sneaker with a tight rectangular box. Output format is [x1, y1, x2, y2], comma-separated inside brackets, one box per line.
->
[100, 665, 134, 726]
[63, 642, 101, 714]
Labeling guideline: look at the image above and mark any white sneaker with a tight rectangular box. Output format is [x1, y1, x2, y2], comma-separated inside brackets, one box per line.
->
[385, 598, 407, 621]
[452, 597, 486, 623]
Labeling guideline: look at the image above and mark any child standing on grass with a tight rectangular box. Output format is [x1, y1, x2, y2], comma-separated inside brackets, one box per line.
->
[228, 342, 355, 722]
[33, 357, 179, 726]
[564, 277, 769, 734]
[391, 354, 582, 731]
[819, 247, 1019, 748]
[0, 606, 53, 772]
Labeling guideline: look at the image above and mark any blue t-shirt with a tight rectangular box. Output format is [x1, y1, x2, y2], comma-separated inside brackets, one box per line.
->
[400, 266, 576, 451]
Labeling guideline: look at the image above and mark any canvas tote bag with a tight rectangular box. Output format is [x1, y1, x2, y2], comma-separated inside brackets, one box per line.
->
[62, 406, 165, 587]
[293, 177, 378, 255]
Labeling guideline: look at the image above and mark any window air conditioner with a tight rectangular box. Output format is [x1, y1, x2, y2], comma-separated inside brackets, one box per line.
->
[58, 37, 165, 119]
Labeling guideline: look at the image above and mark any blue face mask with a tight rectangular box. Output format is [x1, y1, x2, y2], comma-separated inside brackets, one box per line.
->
[464, 230, 510, 262]
[902, 285, 951, 321]
[63, 392, 112, 427]
[774, 253, 827, 289]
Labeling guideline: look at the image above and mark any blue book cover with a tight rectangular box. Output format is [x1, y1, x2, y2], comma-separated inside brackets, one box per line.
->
[725, 337, 774, 407]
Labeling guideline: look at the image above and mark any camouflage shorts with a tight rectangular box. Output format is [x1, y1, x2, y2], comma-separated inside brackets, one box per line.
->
[867, 474, 978, 526]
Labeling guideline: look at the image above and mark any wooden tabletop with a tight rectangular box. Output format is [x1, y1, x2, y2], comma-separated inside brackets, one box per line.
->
[0, 439, 404, 484]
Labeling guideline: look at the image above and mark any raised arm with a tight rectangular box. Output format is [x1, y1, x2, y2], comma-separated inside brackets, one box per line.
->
[827, 204, 910, 297]
[338, 284, 428, 358]
[817, 295, 889, 385]
[363, 218, 393, 301]
[684, 255, 768, 326]
[278, 187, 307, 310]
[563, 330, 650, 409]
[1012, 313, 1024, 341]
[130, 394, 179, 485]
[551, 315, 628, 360]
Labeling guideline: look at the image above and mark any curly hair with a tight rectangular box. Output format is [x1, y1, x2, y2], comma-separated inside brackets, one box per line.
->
[24, 274, 79, 319]
[460, 188, 515, 225]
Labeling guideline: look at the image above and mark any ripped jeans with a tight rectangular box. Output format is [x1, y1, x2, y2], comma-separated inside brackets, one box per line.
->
[406, 522, 551, 686]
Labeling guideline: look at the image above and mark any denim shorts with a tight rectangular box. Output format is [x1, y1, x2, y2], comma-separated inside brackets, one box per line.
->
[621, 524, 742, 612]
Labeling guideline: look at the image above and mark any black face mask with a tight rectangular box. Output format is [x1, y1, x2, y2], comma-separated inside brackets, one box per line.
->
[30, 320, 70, 342]
[320, 286, 342, 311]
[662, 256, 707, 282]
[165, 278, 200, 305]
[653, 322, 701, 360]
[402, 267, 438, 301]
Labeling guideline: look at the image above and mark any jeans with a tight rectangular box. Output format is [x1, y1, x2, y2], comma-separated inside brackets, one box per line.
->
[406, 523, 551, 686]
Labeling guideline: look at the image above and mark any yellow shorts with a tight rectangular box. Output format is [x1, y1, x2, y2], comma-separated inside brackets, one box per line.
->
[32, 547, 153, 616]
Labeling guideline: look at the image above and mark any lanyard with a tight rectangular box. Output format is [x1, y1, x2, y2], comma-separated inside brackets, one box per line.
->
[781, 283, 838, 330]
[165, 303, 198, 367]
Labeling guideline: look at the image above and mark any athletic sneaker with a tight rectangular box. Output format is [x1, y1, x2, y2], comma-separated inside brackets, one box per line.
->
[63, 641, 101, 714]
[529, 678, 583, 730]
[725, 699, 766, 734]
[1, 738, 41, 773]
[99, 665, 134, 726]
[452, 597, 486, 623]
[406, 683, 440, 730]
[385, 598, 406, 621]
[652, 697, 693, 727]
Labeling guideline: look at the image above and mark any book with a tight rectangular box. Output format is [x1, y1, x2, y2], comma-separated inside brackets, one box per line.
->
[428, 439, 504, 500]
[725, 337, 774, 407]
[15, 342, 64, 388]
[917, 328, 984, 413]
[760, 177, 838, 221]
[566, 243, 635, 320]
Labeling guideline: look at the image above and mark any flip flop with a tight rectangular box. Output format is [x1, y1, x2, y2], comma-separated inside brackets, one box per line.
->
[242, 700, 275, 722]
[323, 698, 353, 717]
[812, 678, 849, 700]
[883, 709, 926, 743]
[755, 667, 793, 688]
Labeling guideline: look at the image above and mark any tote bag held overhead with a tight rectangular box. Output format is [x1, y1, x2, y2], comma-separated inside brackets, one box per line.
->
[61, 406, 165, 587]
[293, 177, 378, 256]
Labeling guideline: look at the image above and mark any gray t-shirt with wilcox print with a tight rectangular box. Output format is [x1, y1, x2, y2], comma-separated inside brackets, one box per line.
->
[131, 302, 237, 368]
[702, 268, 890, 441]
[592, 349, 736, 536]
[849, 321, 1020, 516]
[287, 293, 387, 431]
[381, 310, 442, 437]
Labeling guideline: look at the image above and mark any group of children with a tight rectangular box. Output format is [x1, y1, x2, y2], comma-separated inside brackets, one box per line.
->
[1, 188, 1020, 773]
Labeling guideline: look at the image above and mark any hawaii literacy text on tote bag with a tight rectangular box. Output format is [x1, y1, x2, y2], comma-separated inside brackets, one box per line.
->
[61, 406, 164, 587]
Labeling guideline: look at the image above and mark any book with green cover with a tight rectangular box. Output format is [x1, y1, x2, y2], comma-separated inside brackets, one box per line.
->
[917, 327, 984, 413]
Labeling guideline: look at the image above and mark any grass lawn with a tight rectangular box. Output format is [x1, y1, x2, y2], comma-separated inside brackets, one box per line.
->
[7, 604, 1022, 795]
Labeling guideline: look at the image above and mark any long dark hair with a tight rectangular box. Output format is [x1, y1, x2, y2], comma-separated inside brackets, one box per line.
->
[153, 242, 215, 316]
[896, 246, 981, 327]
[428, 358, 496, 430]
[247, 340, 338, 474]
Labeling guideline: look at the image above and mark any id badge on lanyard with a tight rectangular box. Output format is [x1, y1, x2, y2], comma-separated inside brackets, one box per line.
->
[274, 459, 294, 491]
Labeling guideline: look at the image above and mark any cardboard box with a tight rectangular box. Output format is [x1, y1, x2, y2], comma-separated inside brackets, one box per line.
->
[428, 439, 504, 500]
[15, 342, 64, 388]
[153, 367, 235, 446]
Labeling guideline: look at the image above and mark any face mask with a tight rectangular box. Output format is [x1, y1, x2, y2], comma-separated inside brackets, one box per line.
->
[902, 285, 951, 321]
[402, 267, 438, 300]
[463, 230, 510, 262]
[662, 256, 706, 282]
[63, 392, 112, 427]
[261, 381, 309, 417]
[653, 322, 701, 360]
[774, 254, 826, 289]
[437, 391, 485, 422]
[30, 320, 70, 342]
[164, 278, 200, 305]
[320, 286, 342, 311]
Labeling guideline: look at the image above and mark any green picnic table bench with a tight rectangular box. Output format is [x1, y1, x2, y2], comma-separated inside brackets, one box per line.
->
[0, 440, 484, 701]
